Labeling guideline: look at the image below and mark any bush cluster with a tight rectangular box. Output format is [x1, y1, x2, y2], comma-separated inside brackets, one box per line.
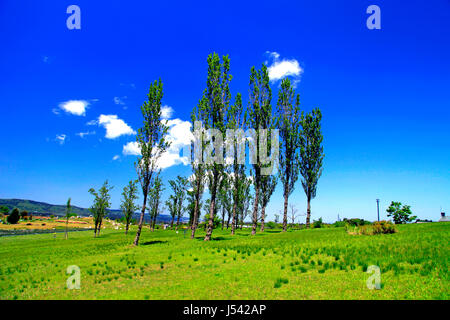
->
[346, 220, 396, 235]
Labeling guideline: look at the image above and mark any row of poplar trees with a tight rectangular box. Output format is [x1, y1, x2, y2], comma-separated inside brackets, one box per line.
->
[123, 52, 324, 245]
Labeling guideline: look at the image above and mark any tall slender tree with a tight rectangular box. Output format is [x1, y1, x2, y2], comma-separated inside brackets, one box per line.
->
[202, 53, 232, 241]
[259, 175, 277, 232]
[133, 80, 171, 245]
[299, 108, 324, 228]
[189, 97, 207, 239]
[174, 176, 188, 230]
[276, 78, 302, 232]
[64, 198, 76, 239]
[165, 195, 177, 228]
[120, 180, 139, 235]
[148, 173, 164, 231]
[217, 174, 232, 230]
[89, 180, 113, 237]
[226, 93, 248, 235]
[246, 64, 273, 235]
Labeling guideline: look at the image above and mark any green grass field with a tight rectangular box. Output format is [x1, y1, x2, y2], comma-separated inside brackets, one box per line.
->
[0, 223, 448, 300]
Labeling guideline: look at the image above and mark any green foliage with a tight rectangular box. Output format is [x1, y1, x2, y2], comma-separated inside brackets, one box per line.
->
[64, 198, 76, 239]
[333, 221, 346, 228]
[312, 217, 324, 229]
[165, 175, 187, 228]
[203, 213, 221, 229]
[265, 221, 277, 229]
[7, 208, 20, 224]
[386, 201, 417, 224]
[276, 78, 301, 231]
[346, 220, 397, 235]
[372, 220, 397, 234]
[20, 210, 28, 219]
[245, 64, 273, 234]
[120, 180, 139, 234]
[89, 180, 113, 237]
[299, 108, 324, 228]
[200, 53, 232, 240]
[147, 173, 164, 230]
[0, 205, 9, 215]
[134, 79, 171, 245]
[343, 218, 370, 226]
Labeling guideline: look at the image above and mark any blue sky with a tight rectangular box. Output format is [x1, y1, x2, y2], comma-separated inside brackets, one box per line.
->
[0, 0, 449, 222]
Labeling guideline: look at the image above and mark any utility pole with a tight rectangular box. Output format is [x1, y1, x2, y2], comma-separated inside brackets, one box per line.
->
[376, 199, 380, 221]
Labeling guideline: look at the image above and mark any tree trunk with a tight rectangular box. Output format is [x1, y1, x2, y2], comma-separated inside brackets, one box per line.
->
[190, 191, 200, 239]
[260, 206, 266, 232]
[125, 222, 129, 235]
[133, 194, 148, 246]
[230, 180, 238, 235]
[227, 212, 231, 230]
[98, 219, 103, 236]
[204, 174, 218, 241]
[176, 214, 181, 230]
[283, 190, 289, 232]
[221, 207, 225, 230]
[306, 196, 311, 229]
[251, 176, 259, 235]
[65, 216, 69, 240]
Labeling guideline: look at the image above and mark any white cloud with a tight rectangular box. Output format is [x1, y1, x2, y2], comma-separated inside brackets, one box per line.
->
[122, 117, 193, 170]
[266, 51, 280, 60]
[161, 105, 174, 119]
[123, 141, 140, 155]
[265, 51, 303, 84]
[55, 134, 66, 145]
[58, 100, 89, 116]
[113, 96, 127, 105]
[98, 114, 136, 139]
[112, 155, 120, 161]
[76, 131, 96, 138]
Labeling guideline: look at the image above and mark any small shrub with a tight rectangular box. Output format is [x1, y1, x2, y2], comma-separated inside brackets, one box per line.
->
[265, 221, 277, 229]
[7, 208, 20, 224]
[372, 221, 397, 234]
[313, 217, 324, 228]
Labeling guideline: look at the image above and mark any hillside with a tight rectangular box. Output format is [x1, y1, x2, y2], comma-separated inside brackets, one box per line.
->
[0, 198, 183, 223]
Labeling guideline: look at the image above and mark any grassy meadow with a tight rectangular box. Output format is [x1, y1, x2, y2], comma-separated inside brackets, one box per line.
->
[0, 222, 448, 300]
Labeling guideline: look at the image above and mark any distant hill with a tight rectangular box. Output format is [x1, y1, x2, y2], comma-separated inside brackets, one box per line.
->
[0, 198, 186, 223]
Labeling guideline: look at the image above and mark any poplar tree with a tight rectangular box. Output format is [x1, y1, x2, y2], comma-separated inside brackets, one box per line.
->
[174, 176, 188, 230]
[276, 78, 302, 232]
[133, 80, 171, 245]
[120, 180, 139, 235]
[259, 175, 277, 232]
[202, 53, 232, 241]
[166, 195, 177, 228]
[189, 97, 207, 239]
[147, 173, 163, 231]
[299, 108, 324, 228]
[226, 93, 248, 235]
[246, 64, 273, 235]
[64, 198, 76, 239]
[89, 180, 113, 237]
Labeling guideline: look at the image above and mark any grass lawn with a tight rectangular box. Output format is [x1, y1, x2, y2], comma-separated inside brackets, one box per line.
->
[0, 222, 448, 300]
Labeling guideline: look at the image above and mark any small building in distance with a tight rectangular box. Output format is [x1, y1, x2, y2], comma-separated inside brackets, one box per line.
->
[438, 211, 449, 222]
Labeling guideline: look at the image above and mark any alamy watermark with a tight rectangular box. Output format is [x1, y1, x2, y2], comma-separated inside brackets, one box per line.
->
[366, 265, 381, 290]
[66, 265, 81, 289]
[366, 5, 381, 30]
[186, 121, 279, 176]
[66, 5, 81, 30]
